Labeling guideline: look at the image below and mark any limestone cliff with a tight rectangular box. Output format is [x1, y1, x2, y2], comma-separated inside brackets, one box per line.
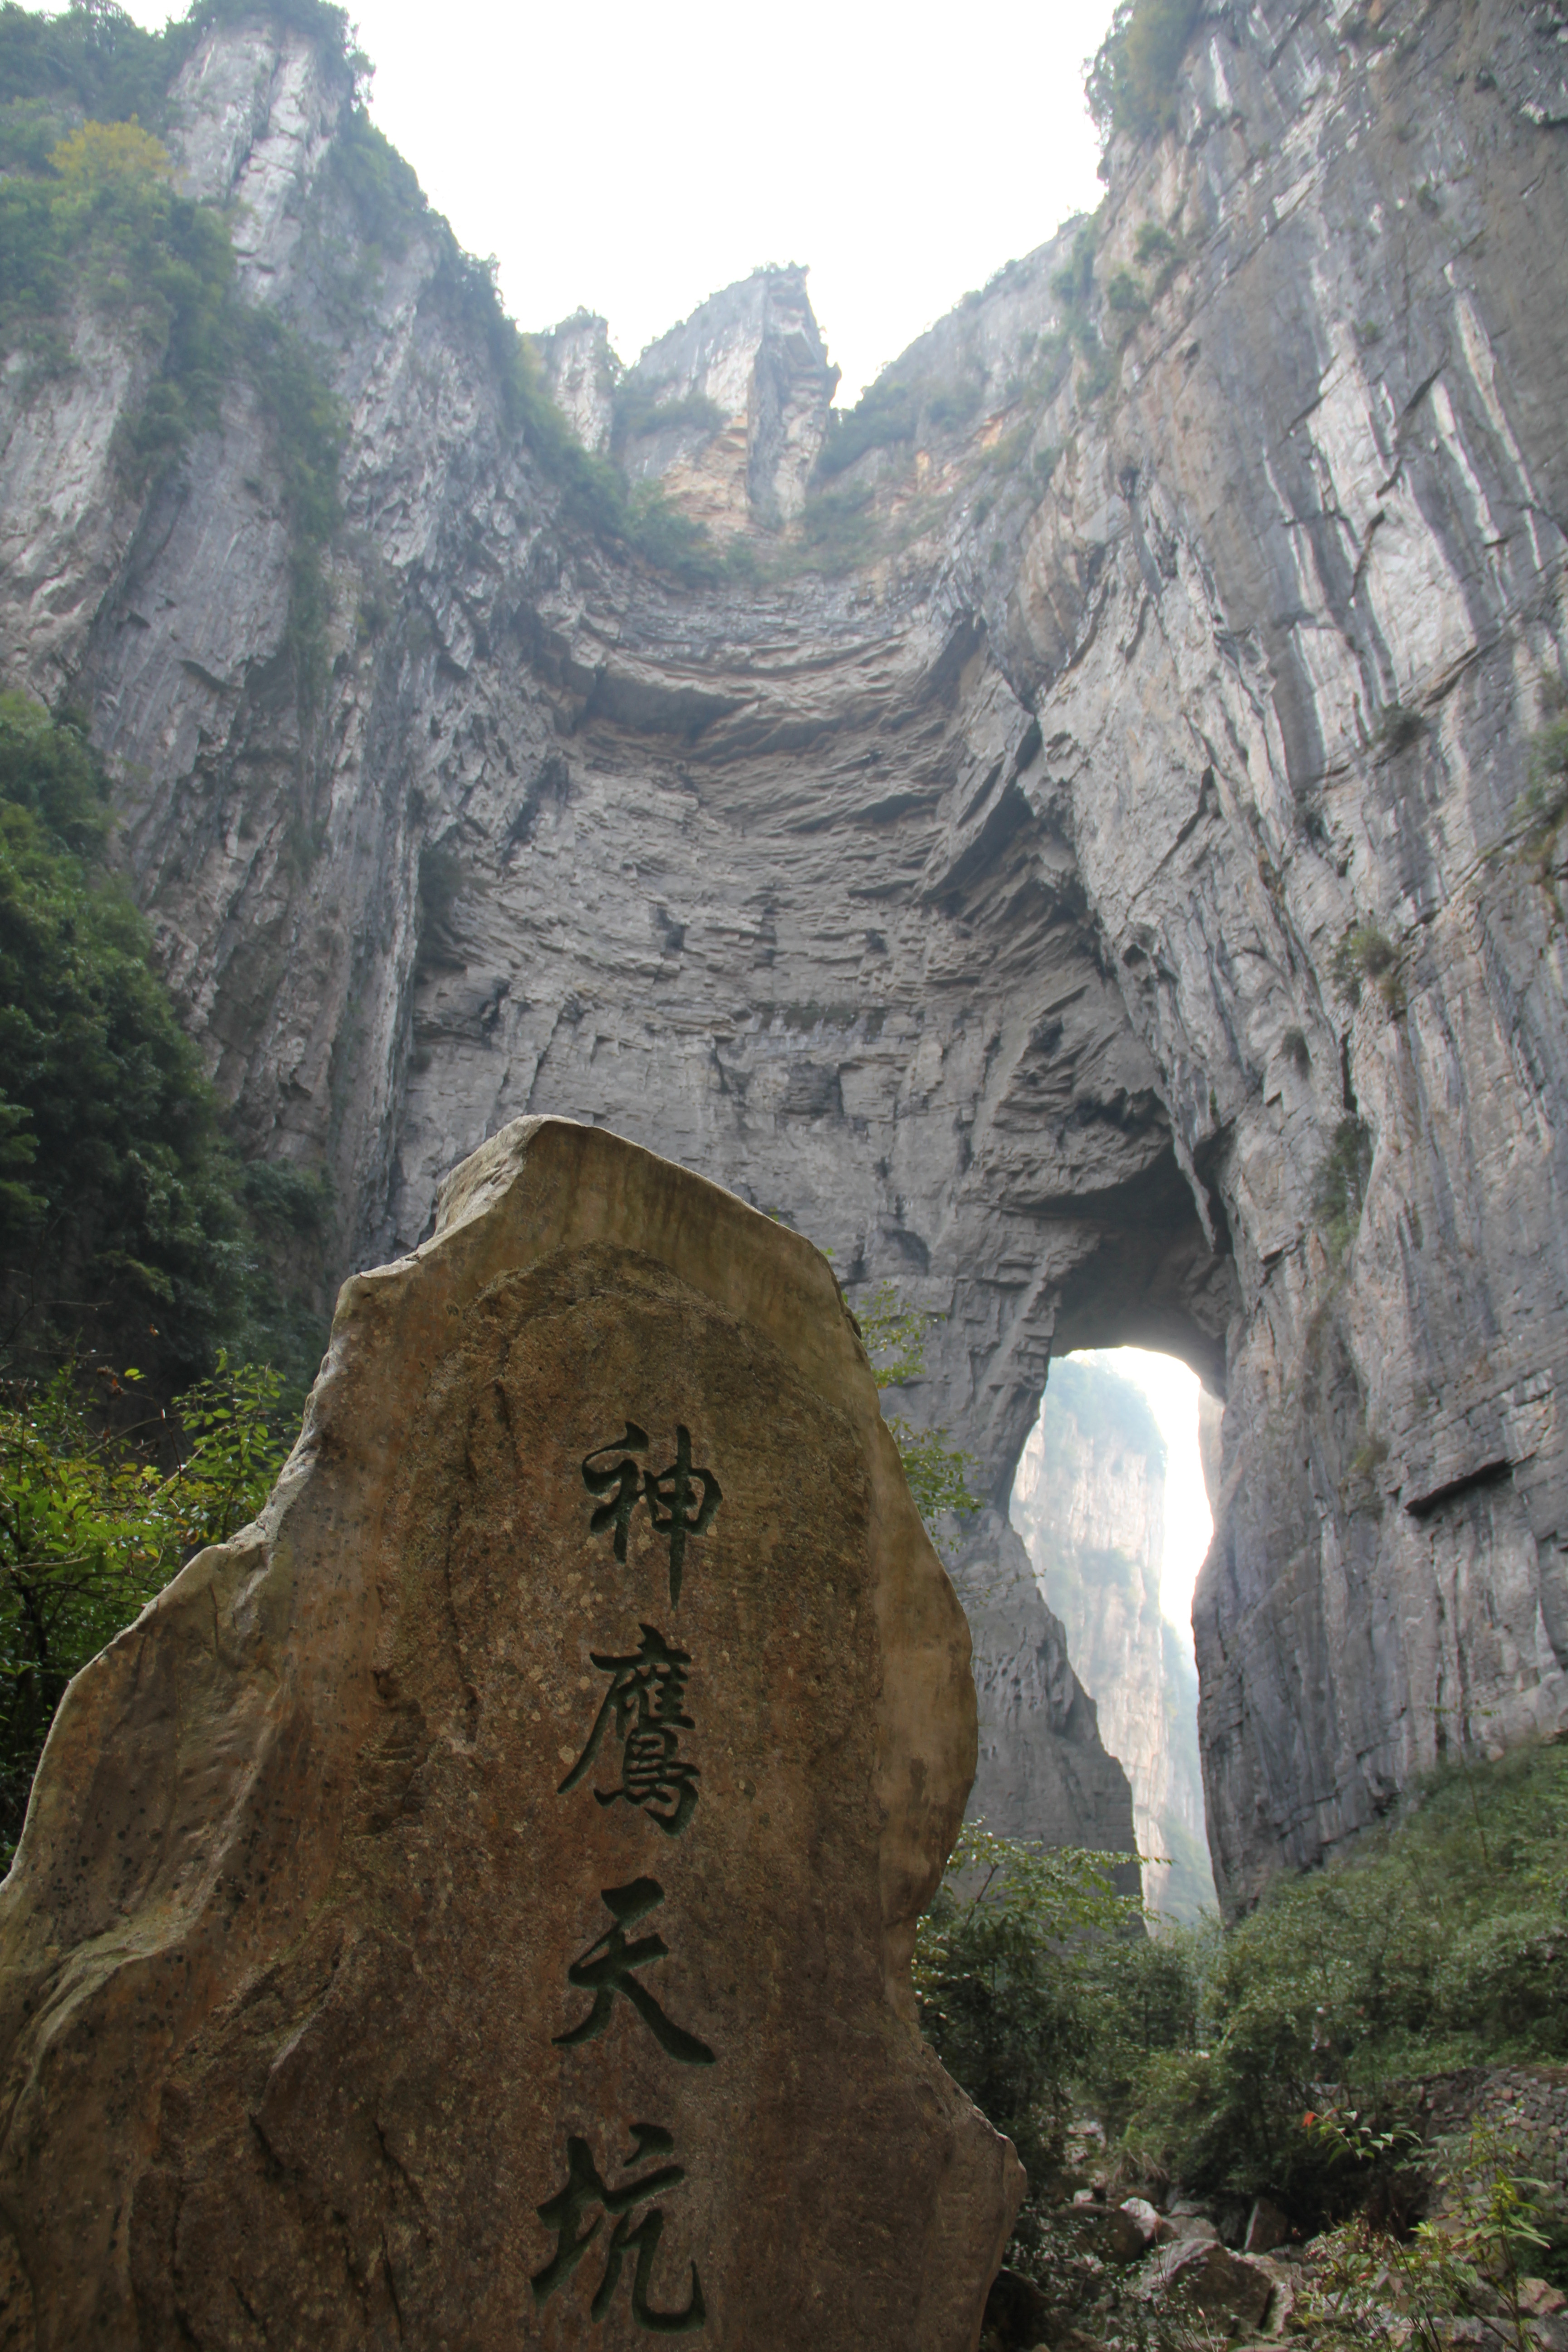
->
[4, 0, 1568, 1908]
[1011, 1359, 1214, 1920]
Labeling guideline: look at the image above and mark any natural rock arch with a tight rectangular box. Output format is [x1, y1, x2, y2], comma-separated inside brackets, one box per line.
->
[5, 0, 1568, 1910]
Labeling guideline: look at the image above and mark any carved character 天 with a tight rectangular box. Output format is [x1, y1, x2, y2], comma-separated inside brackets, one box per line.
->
[554, 1878, 716, 2066]
[532, 2122, 706, 2332]
[557, 1622, 699, 1836]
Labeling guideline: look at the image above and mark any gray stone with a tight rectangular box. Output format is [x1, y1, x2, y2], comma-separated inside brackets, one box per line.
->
[1245, 2198, 1291, 2256]
[1137, 2241, 1274, 2331]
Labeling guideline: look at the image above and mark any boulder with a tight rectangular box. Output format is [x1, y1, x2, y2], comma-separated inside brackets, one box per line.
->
[0, 1118, 1023, 2348]
[983, 2265, 1050, 2348]
[1138, 2239, 1276, 2331]
[1119, 2196, 1174, 2249]
[1245, 2196, 1291, 2254]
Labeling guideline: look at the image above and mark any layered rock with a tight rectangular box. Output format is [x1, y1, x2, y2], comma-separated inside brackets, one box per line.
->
[1011, 1358, 1214, 1918]
[3, 0, 1567, 1906]
[0, 1117, 1019, 2347]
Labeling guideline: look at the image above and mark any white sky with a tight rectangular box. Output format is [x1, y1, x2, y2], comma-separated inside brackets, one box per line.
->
[121, 0, 1118, 404]
[1069, 1348, 1215, 1648]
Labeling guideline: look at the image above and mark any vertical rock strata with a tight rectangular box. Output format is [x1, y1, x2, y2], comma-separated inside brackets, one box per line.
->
[2, 0, 1567, 1905]
[0, 1118, 1020, 2348]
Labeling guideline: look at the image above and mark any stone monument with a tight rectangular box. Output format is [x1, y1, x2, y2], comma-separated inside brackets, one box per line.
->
[0, 1118, 1021, 2347]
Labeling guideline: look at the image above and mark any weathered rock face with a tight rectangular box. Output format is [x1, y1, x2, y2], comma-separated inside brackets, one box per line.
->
[614, 267, 838, 530]
[0, 1117, 1019, 2348]
[1011, 1360, 1214, 1918]
[4, 0, 1568, 1908]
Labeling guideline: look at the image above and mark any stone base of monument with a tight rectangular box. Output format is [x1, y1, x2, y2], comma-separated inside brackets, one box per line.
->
[0, 1118, 1022, 2347]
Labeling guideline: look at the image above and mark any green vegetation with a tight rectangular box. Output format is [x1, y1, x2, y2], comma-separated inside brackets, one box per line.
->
[0, 694, 329, 1383]
[1312, 1113, 1373, 1259]
[855, 1280, 982, 1537]
[1515, 715, 1568, 877]
[0, 693, 248, 1375]
[0, 692, 335, 1858]
[612, 377, 725, 447]
[1304, 2108, 1564, 2352]
[0, 1353, 289, 1858]
[1086, 0, 1203, 145]
[921, 1742, 1568, 2303]
[0, 112, 235, 467]
[1331, 922, 1402, 1012]
[916, 1823, 1142, 2197]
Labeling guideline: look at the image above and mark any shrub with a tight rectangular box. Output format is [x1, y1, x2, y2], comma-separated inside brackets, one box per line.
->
[1515, 715, 1568, 875]
[1331, 923, 1401, 1011]
[854, 1279, 981, 1537]
[916, 1823, 1142, 2191]
[815, 373, 922, 480]
[612, 378, 725, 446]
[1312, 1114, 1372, 1258]
[1086, 0, 1203, 144]
[0, 696, 328, 1387]
[0, 1350, 290, 1859]
[1105, 265, 1149, 318]
[1120, 1744, 1568, 2211]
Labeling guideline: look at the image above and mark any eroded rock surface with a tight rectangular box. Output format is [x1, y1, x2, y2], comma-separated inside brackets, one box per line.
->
[3, 0, 1567, 1904]
[0, 1117, 1019, 2349]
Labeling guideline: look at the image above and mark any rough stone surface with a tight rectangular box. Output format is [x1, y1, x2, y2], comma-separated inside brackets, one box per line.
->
[4, 0, 1568, 1904]
[0, 1118, 1019, 2348]
[1136, 2241, 1274, 2330]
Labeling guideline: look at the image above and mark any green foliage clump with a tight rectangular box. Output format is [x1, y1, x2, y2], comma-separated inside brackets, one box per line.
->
[0, 1351, 289, 1858]
[855, 1280, 981, 1537]
[0, 112, 235, 474]
[1121, 1743, 1568, 2211]
[1105, 265, 1149, 323]
[0, 693, 248, 1373]
[1086, 0, 1203, 144]
[0, 695, 330, 1389]
[1303, 2107, 1564, 2350]
[916, 1823, 1143, 2191]
[1331, 923, 1402, 1011]
[814, 375, 922, 480]
[612, 378, 725, 446]
[1312, 1113, 1372, 1259]
[1514, 715, 1568, 877]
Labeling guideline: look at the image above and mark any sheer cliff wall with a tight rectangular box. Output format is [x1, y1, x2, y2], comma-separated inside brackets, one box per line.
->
[4, 0, 1567, 1907]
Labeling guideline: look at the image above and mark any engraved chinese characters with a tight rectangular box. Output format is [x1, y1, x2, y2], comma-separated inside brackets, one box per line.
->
[582, 1423, 722, 1604]
[0, 1119, 1020, 2351]
[537, 1432, 723, 2328]
[558, 1625, 700, 1835]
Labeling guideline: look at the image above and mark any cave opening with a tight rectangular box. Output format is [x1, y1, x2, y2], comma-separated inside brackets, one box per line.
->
[1008, 1345, 1218, 1920]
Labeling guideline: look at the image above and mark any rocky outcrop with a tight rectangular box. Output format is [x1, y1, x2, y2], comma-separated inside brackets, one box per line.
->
[0, 1117, 1019, 2347]
[1011, 1359, 1214, 1917]
[4, 0, 1568, 1907]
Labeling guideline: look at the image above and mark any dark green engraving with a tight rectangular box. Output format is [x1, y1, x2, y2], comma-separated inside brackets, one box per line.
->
[643, 1427, 721, 1607]
[557, 1624, 699, 1837]
[583, 1422, 650, 1562]
[554, 1879, 716, 2066]
[532, 2123, 705, 2332]
[593, 2209, 707, 2334]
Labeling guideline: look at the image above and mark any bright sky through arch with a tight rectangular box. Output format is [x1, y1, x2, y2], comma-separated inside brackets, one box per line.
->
[1072, 1348, 1215, 1648]
[117, 0, 1119, 405]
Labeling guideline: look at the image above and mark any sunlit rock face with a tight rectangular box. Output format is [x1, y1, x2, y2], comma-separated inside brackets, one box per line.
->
[1011, 1362, 1214, 1921]
[4, 0, 1568, 1907]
